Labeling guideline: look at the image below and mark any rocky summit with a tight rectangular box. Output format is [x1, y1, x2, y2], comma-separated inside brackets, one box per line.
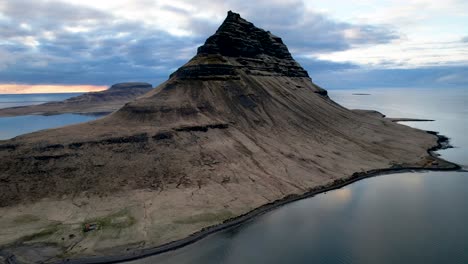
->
[0, 11, 456, 263]
[172, 11, 309, 81]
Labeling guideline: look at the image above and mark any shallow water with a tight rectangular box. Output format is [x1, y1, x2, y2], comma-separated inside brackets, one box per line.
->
[125, 88, 468, 264]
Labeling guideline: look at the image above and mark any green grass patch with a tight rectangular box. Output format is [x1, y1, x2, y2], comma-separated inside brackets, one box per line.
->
[81, 209, 136, 233]
[174, 210, 235, 225]
[19, 223, 61, 243]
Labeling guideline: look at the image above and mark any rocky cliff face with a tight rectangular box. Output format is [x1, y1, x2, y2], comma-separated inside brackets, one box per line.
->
[199, 11, 292, 58]
[0, 82, 153, 116]
[0, 11, 455, 262]
[172, 11, 308, 80]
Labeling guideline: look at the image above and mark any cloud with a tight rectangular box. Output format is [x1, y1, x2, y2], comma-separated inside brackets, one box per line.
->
[0, 0, 402, 86]
[436, 72, 468, 84]
[311, 65, 468, 89]
[0, 84, 106, 94]
[317, 39, 468, 69]
[0, 0, 205, 86]
[175, 0, 400, 53]
[296, 57, 359, 73]
[0, 0, 465, 92]
[1, 0, 110, 29]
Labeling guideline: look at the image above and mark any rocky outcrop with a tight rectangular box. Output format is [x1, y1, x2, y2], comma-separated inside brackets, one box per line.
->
[198, 11, 293, 59]
[0, 82, 153, 116]
[171, 11, 308, 80]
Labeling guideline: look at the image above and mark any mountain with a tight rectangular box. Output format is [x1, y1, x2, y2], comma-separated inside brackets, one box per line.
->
[0, 82, 153, 116]
[0, 11, 457, 263]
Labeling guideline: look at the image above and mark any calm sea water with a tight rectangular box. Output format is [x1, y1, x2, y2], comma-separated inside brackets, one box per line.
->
[0, 93, 101, 140]
[0, 93, 82, 108]
[0, 89, 467, 264]
[125, 88, 468, 264]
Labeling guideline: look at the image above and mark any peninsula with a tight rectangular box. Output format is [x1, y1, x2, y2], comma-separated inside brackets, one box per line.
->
[0, 82, 153, 117]
[0, 11, 458, 263]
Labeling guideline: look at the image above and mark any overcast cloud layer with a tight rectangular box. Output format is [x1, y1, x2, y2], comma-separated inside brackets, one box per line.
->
[0, 0, 467, 90]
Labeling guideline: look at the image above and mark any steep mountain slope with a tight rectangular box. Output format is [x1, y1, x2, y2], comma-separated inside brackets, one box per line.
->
[0, 82, 153, 116]
[0, 11, 457, 263]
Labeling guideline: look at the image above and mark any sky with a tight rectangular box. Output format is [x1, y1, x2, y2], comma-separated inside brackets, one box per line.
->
[0, 0, 467, 93]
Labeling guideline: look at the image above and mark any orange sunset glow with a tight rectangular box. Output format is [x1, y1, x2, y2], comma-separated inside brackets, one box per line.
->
[0, 84, 108, 94]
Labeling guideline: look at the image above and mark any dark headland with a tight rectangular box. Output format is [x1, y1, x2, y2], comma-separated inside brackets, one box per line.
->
[0, 11, 459, 264]
[352, 109, 435, 122]
[0, 82, 153, 117]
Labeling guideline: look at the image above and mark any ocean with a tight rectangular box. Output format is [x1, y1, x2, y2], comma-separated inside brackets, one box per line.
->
[0, 93, 102, 139]
[0, 93, 82, 109]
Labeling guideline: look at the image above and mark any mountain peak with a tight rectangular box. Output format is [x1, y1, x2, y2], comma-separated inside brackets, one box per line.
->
[171, 11, 309, 80]
[226, 10, 241, 20]
[197, 11, 293, 60]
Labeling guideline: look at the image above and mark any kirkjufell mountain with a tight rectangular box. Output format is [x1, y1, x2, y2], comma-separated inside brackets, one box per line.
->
[0, 82, 153, 117]
[0, 11, 457, 263]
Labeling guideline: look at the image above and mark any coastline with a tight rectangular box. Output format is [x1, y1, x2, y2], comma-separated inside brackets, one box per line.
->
[389, 118, 435, 122]
[49, 131, 461, 264]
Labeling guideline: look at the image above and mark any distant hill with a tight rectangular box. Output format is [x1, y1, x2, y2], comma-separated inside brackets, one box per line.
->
[0, 82, 153, 116]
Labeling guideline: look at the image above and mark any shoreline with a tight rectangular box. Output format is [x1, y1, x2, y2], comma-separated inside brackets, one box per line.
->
[390, 118, 435, 122]
[0, 110, 112, 118]
[50, 131, 461, 264]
